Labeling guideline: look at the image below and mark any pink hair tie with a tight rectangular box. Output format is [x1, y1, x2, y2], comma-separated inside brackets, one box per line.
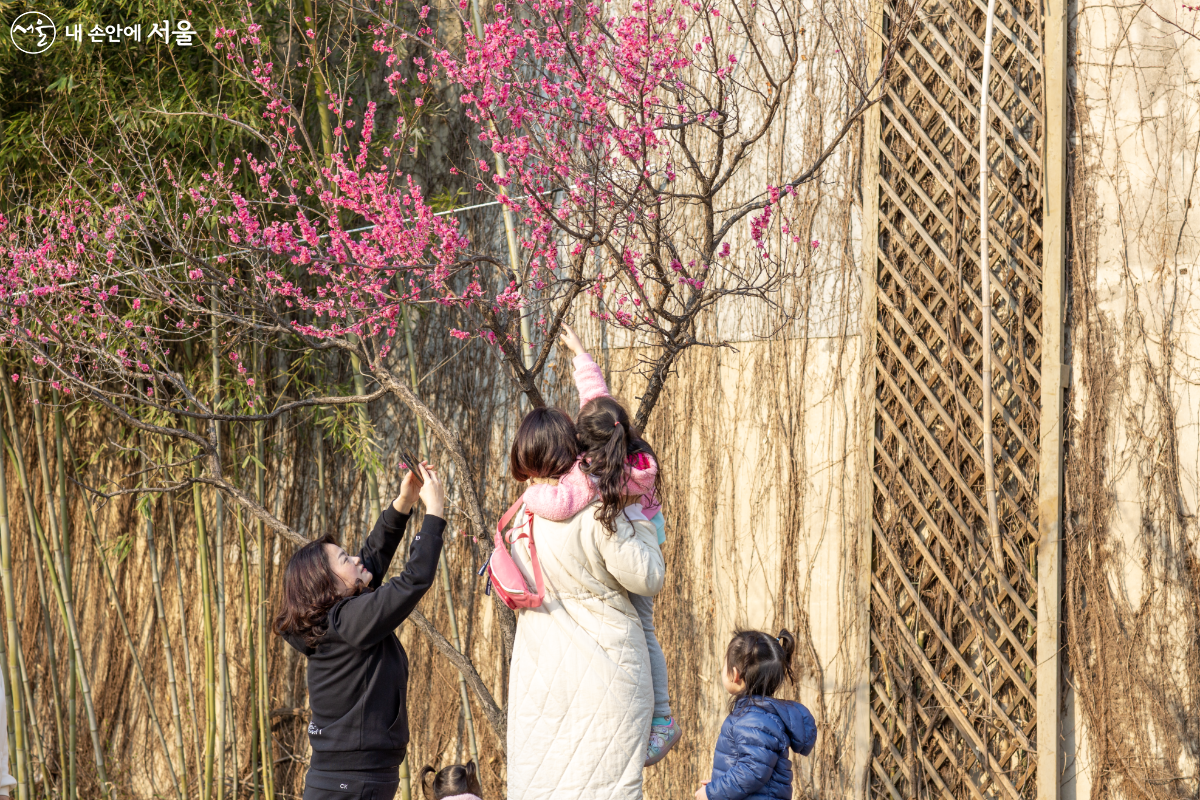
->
[613, 420, 620, 427]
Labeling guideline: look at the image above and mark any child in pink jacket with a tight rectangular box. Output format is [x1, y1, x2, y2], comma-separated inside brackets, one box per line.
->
[521, 323, 680, 766]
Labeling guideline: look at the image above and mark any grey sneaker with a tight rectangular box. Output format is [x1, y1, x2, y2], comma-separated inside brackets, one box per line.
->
[645, 716, 681, 766]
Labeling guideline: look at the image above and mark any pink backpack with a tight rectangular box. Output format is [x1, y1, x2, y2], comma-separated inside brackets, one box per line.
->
[481, 498, 544, 610]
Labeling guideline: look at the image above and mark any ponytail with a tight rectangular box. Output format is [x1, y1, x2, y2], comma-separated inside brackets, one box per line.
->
[777, 629, 796, 685]
[575, 395, 658, 533]
[724, 628, 797, 712]
[418, 766, 437, 800]
[419, 761, 483, 799]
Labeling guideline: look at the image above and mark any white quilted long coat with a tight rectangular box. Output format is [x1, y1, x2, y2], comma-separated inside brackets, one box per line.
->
[506, 503, 665, 800]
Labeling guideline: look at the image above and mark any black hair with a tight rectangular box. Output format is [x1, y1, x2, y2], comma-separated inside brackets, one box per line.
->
[417, 761, 483, 799]
[724, 628, 797, 712]
[273, 534, 366, 646]
[575, 395, 659, 533]
[510, 407, 579, 482]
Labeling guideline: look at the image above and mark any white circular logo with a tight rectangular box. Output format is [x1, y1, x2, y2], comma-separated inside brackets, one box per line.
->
[11, 11, 56, 54]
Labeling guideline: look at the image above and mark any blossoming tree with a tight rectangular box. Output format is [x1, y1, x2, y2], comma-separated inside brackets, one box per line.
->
[0, 0, 907, 753]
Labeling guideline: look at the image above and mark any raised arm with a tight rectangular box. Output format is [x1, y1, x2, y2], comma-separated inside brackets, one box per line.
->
[560, 323, 611, 407]
[329, 514, 445, 649]
[357, 464, 425, 585]
[330, 464, 447, 648]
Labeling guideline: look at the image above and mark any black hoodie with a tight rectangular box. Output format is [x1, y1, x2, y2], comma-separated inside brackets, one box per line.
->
[284, 504, 444, 771]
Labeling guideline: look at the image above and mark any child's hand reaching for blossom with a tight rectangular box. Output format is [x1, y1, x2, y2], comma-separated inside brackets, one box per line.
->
[558, 323, 587, 357]
[694, 781, 709, 800]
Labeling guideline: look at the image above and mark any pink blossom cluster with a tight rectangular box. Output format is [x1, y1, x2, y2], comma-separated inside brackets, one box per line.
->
[1, 0, 829, 402]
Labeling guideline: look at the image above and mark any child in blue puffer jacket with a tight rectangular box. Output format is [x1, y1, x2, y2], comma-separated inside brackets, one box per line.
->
[695, 629, 817, 800]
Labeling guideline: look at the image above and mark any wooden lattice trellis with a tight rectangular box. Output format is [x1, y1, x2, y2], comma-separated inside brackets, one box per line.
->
[858, 0, 1064, 794]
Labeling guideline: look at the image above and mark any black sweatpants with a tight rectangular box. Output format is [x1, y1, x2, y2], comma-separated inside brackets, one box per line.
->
[303, 767, 400, 800]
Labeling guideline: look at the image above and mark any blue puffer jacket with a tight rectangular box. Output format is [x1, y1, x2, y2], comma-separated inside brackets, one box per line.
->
[705, 697, 817, 800]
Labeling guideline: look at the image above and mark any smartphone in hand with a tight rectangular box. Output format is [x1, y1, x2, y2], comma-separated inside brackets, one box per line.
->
[399, 449, 424, 484]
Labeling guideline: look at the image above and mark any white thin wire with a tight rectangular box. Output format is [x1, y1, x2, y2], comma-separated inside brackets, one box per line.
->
[34, 186, 561, 293]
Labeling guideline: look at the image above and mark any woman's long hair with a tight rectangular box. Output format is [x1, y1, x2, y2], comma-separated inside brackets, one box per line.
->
[725, 629, 797, 712]
[418, 761, 484, 799]
[273, 534, 362, 646]
[576, 395, 659, 533]
[510, 407, 579, 482]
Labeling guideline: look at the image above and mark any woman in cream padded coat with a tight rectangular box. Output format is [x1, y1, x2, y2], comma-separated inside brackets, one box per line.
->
[505, 498, 665, 800]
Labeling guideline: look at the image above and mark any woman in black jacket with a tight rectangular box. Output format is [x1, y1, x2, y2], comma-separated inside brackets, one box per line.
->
[275, 462, 446, 800]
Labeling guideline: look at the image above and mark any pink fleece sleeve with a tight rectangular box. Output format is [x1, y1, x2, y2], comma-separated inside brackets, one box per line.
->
[520, 461, 597, 522]
[626, 455, 661, 518]
[573, 353, 611, 408]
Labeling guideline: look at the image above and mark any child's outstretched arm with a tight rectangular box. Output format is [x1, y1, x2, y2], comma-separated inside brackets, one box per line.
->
[559, 323, 611, 407]
[560, 323, 662, 514]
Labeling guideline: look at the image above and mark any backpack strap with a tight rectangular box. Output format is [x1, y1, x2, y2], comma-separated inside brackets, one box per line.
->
[502, 502, 545, 603]
[497, 497, 526, 537]
[519, 513, 544, 602]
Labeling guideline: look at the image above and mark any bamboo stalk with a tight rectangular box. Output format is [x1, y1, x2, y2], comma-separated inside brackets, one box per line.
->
[75, 453, 181, 800]
[0, 421, 30, 800]
[254, 401, 275, 800]
[27, 384, 110, 798]
[467, 0, 534, 375]
[212, 298, 229, 800]
[301, 0, 335, 160]
[138, 444, 188, 800]
[316, 433, 326, 535]
[166, 494, 204, 780]
[403, 306, 480, 765]
[16, 649, 44, 790]
[350, 352, 382, 521]
[187, 414, 217, 800]
[1, 386, 68, 794]
[229, 439, 251, 800]
[238, 513, 259, 800]
[0, 612, 10, 788]
[51, 398, 76, 800]
[194, 471, 217, 800]
[153, 512, 191, 795]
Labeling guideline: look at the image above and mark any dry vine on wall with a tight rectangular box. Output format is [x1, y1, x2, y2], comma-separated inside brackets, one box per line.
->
[1063, 1, 1200, 795]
